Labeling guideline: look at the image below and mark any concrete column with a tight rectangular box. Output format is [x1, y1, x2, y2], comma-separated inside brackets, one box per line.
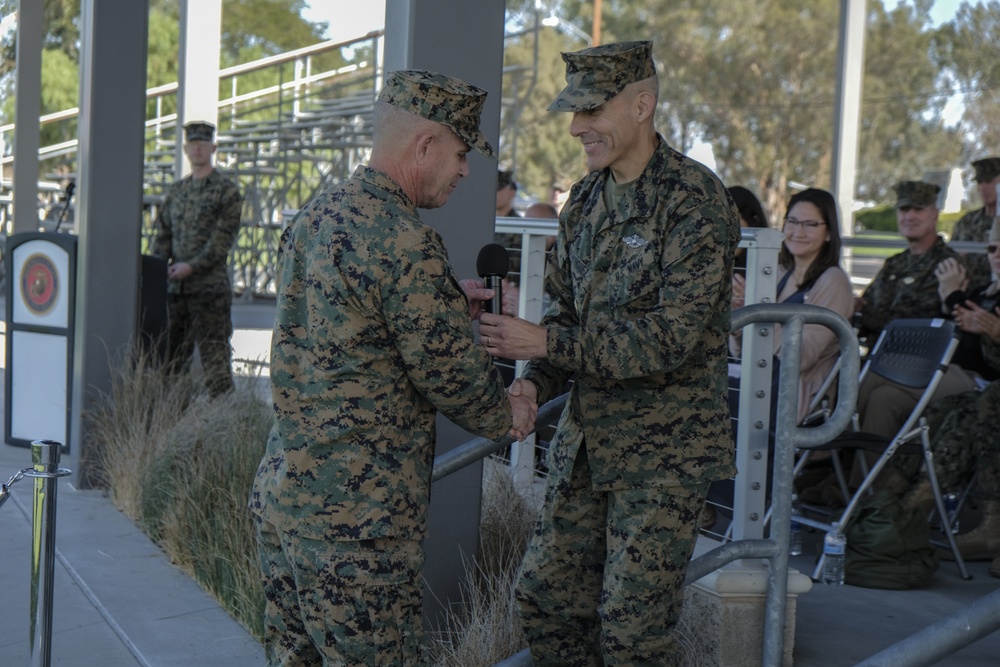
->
[176, 0, 222, 177]
[69, 0, 149, 485]
[384, 0, 506, 627]
[832, 0, 867, 254]
[11, 0, 42, 233]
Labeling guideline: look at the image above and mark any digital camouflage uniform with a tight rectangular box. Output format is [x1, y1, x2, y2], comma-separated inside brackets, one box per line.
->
[915, 283, 1000, 498]
[857, 236, 961, 343]
[856, 181, 969, 443]
[952, 157, 1000, 288]
[951, 207, 994, 289]
[885, 280, 1000, 482]
[152, 125, 242, 397]
[919, 383, 1000, 499]
[515, 41, 740, 667]
[249, 70, 511, 667]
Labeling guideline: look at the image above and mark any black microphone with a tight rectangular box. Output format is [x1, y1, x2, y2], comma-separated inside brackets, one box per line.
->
[476, 243, 509, 316]
[54, 181, 76, 233]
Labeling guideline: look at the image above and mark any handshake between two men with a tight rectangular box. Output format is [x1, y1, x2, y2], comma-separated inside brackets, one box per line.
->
[460, 268, 548, 443]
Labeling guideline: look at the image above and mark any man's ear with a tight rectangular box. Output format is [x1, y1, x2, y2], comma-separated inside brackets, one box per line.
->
[635, 90, 656, 123]
[414, 132, 435, 164]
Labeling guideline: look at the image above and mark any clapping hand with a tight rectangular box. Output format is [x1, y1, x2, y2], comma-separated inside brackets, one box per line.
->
[954, 301, 1000, 341]
[935, 258, 967, 304]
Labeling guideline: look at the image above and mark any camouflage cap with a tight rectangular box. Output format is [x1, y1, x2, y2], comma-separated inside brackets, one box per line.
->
[183, 121, 215, 143]
[548, 40, 656, 112]
[497, 169, 517, 190]
[893, 180, 941, 208]
[378, 69, 495, 158]
[972, 157, 1000, 183]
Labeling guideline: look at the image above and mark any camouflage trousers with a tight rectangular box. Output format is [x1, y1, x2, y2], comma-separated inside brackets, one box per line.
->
[917, 381, 1000, 499]
[254, 516, 426, 667]
[516, 443, 708, 667]
[166, 292, 234, 397]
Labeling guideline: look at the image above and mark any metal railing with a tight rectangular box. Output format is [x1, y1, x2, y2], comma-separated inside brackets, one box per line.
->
[1, 33, 384, 300]
[0, 32, 384, 173]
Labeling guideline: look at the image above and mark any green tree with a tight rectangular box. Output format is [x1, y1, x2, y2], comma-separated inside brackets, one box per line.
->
[504, 0, 963, 223]
[500, 8, 591, 201]
[936, 1, 1000, 162]
[857, 2, 963, 203]
[220, 0, 325, 62]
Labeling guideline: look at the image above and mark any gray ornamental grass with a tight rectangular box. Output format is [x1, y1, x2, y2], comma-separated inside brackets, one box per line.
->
[85, 346, 270, 638]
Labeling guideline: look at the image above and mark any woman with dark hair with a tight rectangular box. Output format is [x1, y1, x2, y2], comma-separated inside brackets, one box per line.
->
[728, 186, 769, 271]
[731, 187, 854, 424]
[707, 188, 853, 527]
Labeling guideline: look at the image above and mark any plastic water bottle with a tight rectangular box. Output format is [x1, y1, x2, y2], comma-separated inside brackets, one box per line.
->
[789, 494, 804, 556]
[944, 493, 960, 534]
[821, 522, 846, 586]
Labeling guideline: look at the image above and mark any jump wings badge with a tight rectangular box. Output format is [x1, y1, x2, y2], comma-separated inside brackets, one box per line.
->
[622, 234, 647, 248]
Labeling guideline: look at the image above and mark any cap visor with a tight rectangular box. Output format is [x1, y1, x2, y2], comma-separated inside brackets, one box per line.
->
[547, 87, 610, 112]
[472, 134, 496, 159]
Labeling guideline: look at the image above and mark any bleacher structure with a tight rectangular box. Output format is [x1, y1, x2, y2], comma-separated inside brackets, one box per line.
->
[0, 31, 384, 300]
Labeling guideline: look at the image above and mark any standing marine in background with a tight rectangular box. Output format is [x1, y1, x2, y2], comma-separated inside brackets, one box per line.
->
[951, 157, 1000, 288]
[152, 120, 243, 397]
[855, 180, 961, 347]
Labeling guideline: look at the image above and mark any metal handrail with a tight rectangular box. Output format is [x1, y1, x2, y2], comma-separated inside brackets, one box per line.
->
[432, 394, 567, 483]
[854, 588, 1000, 667]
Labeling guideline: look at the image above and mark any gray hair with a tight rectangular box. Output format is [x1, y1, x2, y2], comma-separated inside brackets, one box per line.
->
[373, 100, 442, 154]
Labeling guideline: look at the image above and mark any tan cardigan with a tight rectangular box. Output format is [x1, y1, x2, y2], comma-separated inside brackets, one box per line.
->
[731, 265, 855, 424]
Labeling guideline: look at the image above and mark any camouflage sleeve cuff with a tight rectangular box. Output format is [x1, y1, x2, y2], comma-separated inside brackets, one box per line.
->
[519, 327, 577, 404]
[547, 324, 580, 367]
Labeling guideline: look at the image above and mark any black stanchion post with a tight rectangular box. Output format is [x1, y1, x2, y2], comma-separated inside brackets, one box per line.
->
[29, 440, 64, 667]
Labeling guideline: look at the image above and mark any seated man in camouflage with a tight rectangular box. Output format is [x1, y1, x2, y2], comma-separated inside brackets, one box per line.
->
[854, 181, 975, 441]
[803, 181, 975, 504]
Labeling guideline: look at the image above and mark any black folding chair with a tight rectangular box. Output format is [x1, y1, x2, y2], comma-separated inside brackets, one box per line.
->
[794, 318, 971, 580]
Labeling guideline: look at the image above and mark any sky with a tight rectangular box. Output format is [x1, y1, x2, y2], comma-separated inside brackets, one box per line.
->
[904, 0, 962, 25]
[300, 1, 386, 43]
